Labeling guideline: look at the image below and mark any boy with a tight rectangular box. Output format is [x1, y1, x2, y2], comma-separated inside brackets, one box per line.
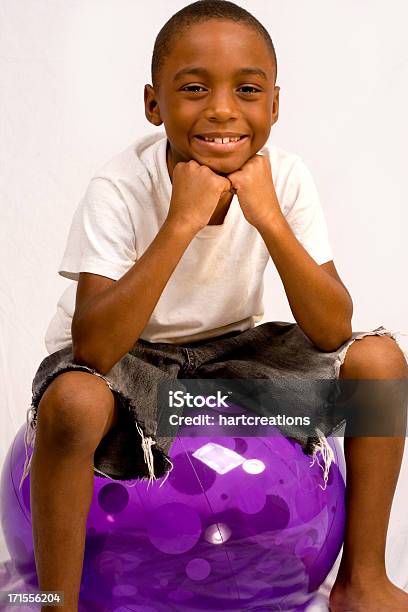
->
[21, 1, 408, 610]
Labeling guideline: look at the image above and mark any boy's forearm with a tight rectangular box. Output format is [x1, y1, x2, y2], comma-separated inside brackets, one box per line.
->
[72, 219, 196, 375]
[257, 213, 353, 351]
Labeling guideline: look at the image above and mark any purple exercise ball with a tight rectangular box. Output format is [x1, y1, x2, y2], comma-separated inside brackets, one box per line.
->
[0, 424, 345, 611]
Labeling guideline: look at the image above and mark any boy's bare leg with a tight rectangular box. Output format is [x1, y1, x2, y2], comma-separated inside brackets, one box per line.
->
[329, 336, 408, 611]
[29, 371, 119, 612]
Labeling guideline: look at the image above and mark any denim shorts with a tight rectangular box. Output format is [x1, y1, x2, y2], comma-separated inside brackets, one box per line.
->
[19, 321, 407, 492]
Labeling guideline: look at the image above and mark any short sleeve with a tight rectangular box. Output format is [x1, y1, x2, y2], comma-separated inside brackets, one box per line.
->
[283, 158, 333, 265]
[58, 177, 137, 281]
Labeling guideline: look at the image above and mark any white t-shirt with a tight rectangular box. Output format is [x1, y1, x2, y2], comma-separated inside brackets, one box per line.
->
[44, 131, 333, 354]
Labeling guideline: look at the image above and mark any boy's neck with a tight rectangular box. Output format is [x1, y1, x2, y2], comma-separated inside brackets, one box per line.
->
[208, 191, 234, 225]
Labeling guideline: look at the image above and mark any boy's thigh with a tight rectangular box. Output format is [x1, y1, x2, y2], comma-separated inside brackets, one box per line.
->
[37, 370, 119, 447]
[196, 321, 319, 378]
[194, 322, 338, 436]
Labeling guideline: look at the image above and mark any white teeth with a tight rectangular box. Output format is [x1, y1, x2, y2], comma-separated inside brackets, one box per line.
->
[202, 136, 241, 143]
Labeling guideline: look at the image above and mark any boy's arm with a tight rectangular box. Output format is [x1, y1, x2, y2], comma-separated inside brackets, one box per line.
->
[257, 216, 353, 351]
[72, 160, 232, 375]
[228, 154, 353, 352]
[72, 219, 197, 374]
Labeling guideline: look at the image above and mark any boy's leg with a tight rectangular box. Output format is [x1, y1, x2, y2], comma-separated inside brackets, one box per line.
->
[330, 335, 408, 611]
[30, 371, 119, 612]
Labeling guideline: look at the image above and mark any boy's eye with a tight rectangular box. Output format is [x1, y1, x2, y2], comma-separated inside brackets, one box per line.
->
[181, 85, 207, 93]
[238, 85, 261, 94]
[180, 85, 261, 94]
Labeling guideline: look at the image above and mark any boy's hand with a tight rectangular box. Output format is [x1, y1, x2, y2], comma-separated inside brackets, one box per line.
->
[166, 160, 232, 233]
[227, 153, 283, 229]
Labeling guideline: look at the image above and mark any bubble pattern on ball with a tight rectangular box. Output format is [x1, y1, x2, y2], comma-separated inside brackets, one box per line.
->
[1, 426, 346, 611]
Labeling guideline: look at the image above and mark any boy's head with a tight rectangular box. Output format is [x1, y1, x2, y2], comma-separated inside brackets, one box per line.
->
[144, 0, 279, 177]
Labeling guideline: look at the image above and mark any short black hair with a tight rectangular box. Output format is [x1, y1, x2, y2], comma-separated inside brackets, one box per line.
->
[151, 0, 277, 90]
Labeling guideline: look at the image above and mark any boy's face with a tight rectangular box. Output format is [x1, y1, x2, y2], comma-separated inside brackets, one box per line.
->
[145, 19, 279, 178]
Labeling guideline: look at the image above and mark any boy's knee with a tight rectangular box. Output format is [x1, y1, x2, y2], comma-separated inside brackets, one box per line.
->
[36, 370, 118, 451]
[341, 335, 408, 379]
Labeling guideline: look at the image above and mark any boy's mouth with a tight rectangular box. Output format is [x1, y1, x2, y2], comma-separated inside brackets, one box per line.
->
[193, 134, 249, 152]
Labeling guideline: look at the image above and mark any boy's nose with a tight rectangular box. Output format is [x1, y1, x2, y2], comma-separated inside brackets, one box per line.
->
[204, 90, 240, 121]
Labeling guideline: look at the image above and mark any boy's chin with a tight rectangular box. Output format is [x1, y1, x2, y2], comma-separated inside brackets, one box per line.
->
[204, 159, 246, 176]
[214, 169, 235, 177]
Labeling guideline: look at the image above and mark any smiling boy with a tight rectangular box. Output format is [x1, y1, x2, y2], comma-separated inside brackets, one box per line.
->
[22, 1, 408, 610]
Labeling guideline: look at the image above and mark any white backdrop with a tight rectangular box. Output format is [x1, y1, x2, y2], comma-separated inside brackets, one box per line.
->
[1, 1, 408, 609]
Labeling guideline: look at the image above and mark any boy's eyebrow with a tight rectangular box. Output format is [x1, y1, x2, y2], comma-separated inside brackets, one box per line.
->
[173, 66, 269, 81]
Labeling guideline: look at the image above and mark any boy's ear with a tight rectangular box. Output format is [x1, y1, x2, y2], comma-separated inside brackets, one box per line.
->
[144, 84, 163, 126]
[271, 85, 280, 126]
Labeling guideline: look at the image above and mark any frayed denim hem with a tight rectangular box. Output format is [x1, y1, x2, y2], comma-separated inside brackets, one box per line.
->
[20, 325, 407, 495]
[19, 363, 174, 493]
[333, 325, 408, 380]
[305, 326, 408, 490]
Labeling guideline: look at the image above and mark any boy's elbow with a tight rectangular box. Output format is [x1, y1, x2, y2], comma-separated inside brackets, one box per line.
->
[72, 342, 108, 376]
[72, 328, 112, 376]
[316, 324, 353, 353]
